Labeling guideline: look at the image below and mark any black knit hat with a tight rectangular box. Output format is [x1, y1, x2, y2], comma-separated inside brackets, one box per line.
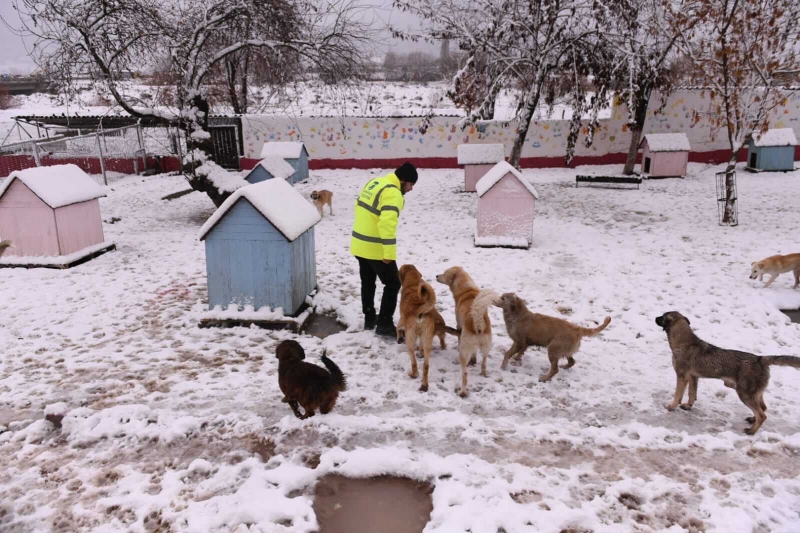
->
[395, 162, 418, 184]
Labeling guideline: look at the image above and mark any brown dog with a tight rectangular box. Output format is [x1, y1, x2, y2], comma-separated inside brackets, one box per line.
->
[397, 264, 459, 392]
[311, 190, 334, 216]
[656, 311, 800, 434]
[495, 293, 611, 382]
[750, 253, 800, 288]
[436, 266, 497, 397]
[276, 340, 346, 419]
[0, 240, 11, 258]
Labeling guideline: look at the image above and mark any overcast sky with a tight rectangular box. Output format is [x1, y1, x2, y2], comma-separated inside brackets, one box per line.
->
[0, 1, 435, 75]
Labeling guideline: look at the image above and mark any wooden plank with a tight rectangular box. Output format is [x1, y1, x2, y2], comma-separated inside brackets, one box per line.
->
[0, 243, 115, 269]
[54, 200, 105, 255]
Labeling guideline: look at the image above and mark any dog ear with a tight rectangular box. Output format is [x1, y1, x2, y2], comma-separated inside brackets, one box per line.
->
[684, 316, 691, 326]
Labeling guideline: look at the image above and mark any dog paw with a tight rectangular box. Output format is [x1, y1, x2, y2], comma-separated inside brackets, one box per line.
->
[480, 370, 488, 377]
[679, 403, 693, 411]
[409, 370, 419, 379]
[744, 427, 757, 435]
[500, 363, 509, 371]
[538, 375, 551, 383]
[664, 403, 677, 411]
[457, 389, 468, 398]
[419, 384, 429, 392]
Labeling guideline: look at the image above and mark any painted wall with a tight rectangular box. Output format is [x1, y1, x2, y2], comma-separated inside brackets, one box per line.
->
[0, 179, 60, 256]
[241, 89, 800, 168]
[54, 200, 105, 255]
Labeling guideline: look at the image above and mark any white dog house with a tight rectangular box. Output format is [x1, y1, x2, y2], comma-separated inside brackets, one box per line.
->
[458, 143, 506, 192]
[475, 161, 538, 248]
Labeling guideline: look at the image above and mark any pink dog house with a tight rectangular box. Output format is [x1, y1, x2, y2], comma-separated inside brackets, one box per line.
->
[475, 162, 538, 248]
[458, 143, 505, 192]
[639, 133, 691, 178]
[0, 164, 113, 267]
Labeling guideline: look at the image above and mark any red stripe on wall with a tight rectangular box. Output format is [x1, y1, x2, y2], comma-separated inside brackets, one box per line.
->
[240, 146, 773, 172]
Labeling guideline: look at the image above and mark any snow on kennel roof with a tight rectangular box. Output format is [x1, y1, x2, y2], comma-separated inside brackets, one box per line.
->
[259, 142, 308, 159]
[199, 178, 320, 242]
[255, 157, 295, 180]
[751, 128, 798, 147]
[457, 143, 506, 165]
[0, 164, 106, 209]
[640, 133, 691, 152]
[476, 161, 539, 198]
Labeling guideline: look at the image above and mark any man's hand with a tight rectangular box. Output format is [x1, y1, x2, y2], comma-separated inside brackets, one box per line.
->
[382, 259, 392, 264]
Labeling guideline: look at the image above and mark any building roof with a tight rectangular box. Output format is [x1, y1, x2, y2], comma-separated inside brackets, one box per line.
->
[199, 178, 320, 242]
[476, 161, 539, 198]
[751, 128, 798, 147]
[247, 157, 295, 181]
[0, 164, 106, 209]
[640, 133, 691, 152]
[457, 143, 506, 165]
[259, 142, 308, 159]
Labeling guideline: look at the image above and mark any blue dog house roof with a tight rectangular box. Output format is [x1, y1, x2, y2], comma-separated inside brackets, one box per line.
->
[198, 179, 320, 242]
[245, 157, 296, 183]
[751, 128, 798, 147]
[260, 142, 308, 159]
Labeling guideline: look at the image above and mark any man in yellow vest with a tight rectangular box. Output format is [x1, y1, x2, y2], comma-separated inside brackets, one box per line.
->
[350, 162, 418, 337]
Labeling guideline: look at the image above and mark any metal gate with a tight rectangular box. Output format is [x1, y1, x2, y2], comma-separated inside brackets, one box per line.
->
[209, 125, 240, 169]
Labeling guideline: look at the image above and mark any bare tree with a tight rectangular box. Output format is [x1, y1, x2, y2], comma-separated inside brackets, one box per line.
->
[395, 0, 596, 167]
[14, 0, 373, 206]
[677, 0, 800, 222]
[591, 0, 700, 175]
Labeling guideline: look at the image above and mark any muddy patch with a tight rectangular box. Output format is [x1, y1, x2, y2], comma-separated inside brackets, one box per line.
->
[780, 309, 800, 324]
[313, 475, 433, 533]
[302, 313, 347, 339]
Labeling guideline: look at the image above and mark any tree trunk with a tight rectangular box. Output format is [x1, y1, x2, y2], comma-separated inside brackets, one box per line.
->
[721, 149, 738, 224]
[239, 51, 249, 114]
[509, 86, 543, 168]
[623, 87, 651, 175]
[226, 58, 243, 115]
[183, 94, 230, 207]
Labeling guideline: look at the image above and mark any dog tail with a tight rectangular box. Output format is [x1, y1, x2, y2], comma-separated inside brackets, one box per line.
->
[321, 353, 347, 391]
[762, 355, 800, 369]
[415, 283, 437, 316]
[444, 325, 461, 335]
[580, 316, 611, 337]
[471, 290, 499, 334]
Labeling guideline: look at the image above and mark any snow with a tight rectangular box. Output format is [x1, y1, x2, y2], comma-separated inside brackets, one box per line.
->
[474, 234, 530, 248]
[475, 161, 539, 198]
[457, 143, 506, 165]
[198, 178, 321, 242]
[0, 241, 114, 265]
[196, 302, 314, 326]
[3, 164, 800, 531]
[751, 128, 798, 147]
[252, 157, 295, 181]
[43, 402, 69, 416]
[259, 141, 307, 159]
[641, 133, 691, 152]
[0, 164, 106, 208]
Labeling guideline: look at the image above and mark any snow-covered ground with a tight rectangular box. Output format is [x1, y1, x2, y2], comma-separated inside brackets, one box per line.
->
[2, 163, 800, 532]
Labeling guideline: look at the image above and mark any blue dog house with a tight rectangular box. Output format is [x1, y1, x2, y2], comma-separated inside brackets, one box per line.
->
[747, 128, 797, 172]
[260, 142, 309, 184]
[198, 179, 321, 316]
[244, 156, 296, 184]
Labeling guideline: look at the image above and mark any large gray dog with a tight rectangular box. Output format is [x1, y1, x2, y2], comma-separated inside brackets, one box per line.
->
[655, 311, 800, 434]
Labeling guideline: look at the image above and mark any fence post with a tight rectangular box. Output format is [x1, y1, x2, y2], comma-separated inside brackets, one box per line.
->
[32, 142, 42, 166]
[96, 133, 108, 185]
[137, 123, 148, 172]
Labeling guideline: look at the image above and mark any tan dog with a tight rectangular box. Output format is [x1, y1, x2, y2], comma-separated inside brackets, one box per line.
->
[397, 264, 460, 392]
[656, 311, 800, 434]
[311, 190, 334, 216]
[495, 293, 611, 382]
[750, 253, 800, 288]
[435, 266, 497, 397]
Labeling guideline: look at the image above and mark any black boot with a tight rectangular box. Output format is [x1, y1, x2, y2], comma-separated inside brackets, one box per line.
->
[375, 316, 397, 338]
[364, 309, 377, 330]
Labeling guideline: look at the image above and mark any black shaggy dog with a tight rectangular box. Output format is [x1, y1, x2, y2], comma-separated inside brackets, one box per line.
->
[276, 340, 347, 419]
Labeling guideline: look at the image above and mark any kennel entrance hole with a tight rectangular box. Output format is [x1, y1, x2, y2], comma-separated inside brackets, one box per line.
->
[313, 475, 433, 533]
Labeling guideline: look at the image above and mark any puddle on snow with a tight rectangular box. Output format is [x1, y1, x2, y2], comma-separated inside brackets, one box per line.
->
[302, 313, 347, 339]
[780, 309, 800, 324]
[313, 475, 433, 533]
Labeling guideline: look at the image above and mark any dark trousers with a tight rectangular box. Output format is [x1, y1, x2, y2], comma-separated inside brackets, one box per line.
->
[357, 257, 400, 322]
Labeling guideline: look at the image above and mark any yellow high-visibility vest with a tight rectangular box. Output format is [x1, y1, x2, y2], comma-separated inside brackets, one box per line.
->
[350, 172, 404, 261]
